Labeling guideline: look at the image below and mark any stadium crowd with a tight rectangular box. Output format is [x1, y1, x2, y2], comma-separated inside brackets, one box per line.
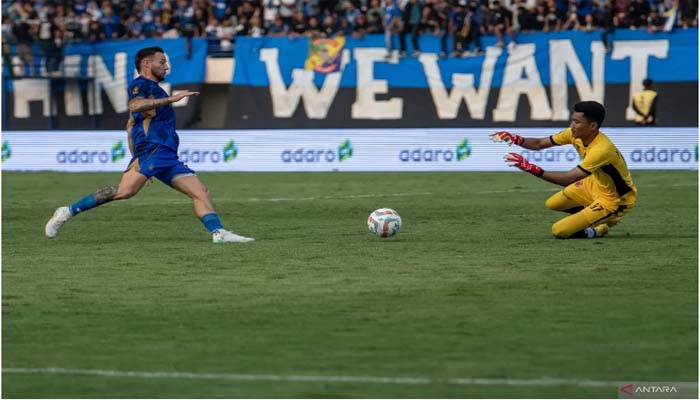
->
[2, 0, 698, 62]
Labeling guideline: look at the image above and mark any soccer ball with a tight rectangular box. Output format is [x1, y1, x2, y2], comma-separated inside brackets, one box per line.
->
[367, 208, 402, 238]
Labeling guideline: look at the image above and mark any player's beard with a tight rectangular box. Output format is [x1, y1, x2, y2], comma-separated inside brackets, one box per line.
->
[153, 71, 165, 82]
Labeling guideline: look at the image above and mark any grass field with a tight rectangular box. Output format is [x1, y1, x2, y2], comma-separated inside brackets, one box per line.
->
[2, 170, 698, 398]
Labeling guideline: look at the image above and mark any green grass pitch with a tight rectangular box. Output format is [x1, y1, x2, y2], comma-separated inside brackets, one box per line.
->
[2, 170, 697, 398]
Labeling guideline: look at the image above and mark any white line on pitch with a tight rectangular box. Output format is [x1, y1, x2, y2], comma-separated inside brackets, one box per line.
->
[6, 367, 697, 390]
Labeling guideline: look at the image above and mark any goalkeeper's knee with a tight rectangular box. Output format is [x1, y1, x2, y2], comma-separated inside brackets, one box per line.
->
[545, 192, 574, 212]
[551, 221, 573, 238]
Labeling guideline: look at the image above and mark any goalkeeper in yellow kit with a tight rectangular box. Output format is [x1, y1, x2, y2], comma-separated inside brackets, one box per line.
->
[490, 101, 637, 239]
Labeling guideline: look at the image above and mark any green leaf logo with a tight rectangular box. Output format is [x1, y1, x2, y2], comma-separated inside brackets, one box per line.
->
[224, 140, 238, 162]
[338, 139, 353, 162]
[111, 141, 126, 162]
[456, 139, 471, 161]
[1, 141, 11, 162]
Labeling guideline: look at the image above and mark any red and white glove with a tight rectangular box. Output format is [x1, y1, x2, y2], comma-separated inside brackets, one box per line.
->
[489, 131, 524, 146]
[504, 152, 544, 177]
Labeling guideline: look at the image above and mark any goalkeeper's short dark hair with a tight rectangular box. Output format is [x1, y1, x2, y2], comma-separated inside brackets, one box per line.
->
[574, 101, 606, 128]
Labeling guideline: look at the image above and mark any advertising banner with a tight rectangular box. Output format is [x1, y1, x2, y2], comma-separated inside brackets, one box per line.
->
[3, 128, 696, 172]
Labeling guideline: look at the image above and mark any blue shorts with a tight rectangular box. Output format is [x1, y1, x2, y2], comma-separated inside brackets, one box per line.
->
[126, 145, 195, 187]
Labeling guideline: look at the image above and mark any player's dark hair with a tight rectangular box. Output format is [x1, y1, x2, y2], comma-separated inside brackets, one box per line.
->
[135, 46, 165, 73]
[643, 78, 653, 88]
[573, 101, 606, 128]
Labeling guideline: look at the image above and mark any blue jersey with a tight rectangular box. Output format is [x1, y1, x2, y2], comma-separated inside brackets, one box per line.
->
[384, 5, 401, 26]
[128, 76, 178, 155]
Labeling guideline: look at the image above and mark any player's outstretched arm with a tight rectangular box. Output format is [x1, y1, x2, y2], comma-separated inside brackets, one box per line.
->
[128, 90, 200, 113]
[504, 152, 589, 186]
[489, 131, 554, 150]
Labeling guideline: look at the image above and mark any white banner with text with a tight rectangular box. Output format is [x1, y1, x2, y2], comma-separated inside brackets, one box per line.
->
[2, 128, 697, 172]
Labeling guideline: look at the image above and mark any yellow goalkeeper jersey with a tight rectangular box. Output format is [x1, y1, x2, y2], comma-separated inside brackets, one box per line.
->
[551, 128, 637, 209]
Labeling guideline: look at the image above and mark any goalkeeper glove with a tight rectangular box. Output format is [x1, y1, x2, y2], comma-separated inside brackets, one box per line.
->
[489, 131, 524, 146]
[504, 152, 544, 177]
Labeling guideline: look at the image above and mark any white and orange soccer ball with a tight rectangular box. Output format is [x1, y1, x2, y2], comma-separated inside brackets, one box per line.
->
[367, 208, 402, 238]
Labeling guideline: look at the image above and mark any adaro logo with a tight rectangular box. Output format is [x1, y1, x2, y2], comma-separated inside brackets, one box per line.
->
[456, 138, 471, 161]
[281, 140, 353, 163]
[179, 140, 238, 163]
[223, 140, 238, 162]
[2, 141, 10, 162]
[57, 141, 126, 164]
[338, 139, 353, 161]
[399, 138, 472, 162]
[111, 141, 126, 162]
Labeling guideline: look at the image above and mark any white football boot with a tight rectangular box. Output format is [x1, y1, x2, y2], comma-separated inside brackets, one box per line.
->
[45, 206, 74, 238]
[212, 229, 255, 243]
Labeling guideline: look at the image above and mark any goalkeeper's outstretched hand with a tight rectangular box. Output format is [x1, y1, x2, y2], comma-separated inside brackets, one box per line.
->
[504, 152, 544, 177]
[489, 131, 524, 146]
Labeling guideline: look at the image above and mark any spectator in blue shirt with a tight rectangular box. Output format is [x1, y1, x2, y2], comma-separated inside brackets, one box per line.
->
[213, 0, 230, 21]
[577, 0, 595, 30]
[384, 0, 402, 57]
[100, 4, 122, 38]
[73, 0, 88, 16]
[267, 15, 290, 36]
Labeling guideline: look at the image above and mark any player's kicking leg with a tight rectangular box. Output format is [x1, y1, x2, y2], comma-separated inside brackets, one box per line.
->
[45, 167, 149, 238]
[170, 175, 254, 243]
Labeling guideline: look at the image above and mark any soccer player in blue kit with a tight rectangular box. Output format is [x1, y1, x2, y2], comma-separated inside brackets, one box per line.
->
[46, 46, 254, 243]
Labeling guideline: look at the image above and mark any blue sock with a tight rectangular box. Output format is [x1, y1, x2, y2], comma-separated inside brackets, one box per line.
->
[69, 194, 97, 215]
[201, 213, 224, 233]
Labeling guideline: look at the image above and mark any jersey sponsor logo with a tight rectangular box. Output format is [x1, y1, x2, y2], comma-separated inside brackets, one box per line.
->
[179, 140, 239, 164]
[57, 141, 126, 164]
[280, 139, 353, 163]
[1, 141, 11, 162]
[629, 147, 695, 163]
[399, 139, 471, 162]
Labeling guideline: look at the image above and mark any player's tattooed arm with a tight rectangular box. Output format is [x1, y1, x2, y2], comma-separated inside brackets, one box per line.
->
[128, 97, 172, 112]
[128, 91, 199, 113]
[94, 185, 118, 205]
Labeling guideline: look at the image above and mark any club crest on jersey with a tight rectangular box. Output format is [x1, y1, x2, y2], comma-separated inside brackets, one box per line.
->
[132, 86, 139, 95]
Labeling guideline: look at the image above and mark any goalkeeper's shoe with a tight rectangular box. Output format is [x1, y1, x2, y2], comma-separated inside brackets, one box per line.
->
[594, 223, 610, 237]
[212, 229, 255, 243]
[45, 206, 73, 238]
